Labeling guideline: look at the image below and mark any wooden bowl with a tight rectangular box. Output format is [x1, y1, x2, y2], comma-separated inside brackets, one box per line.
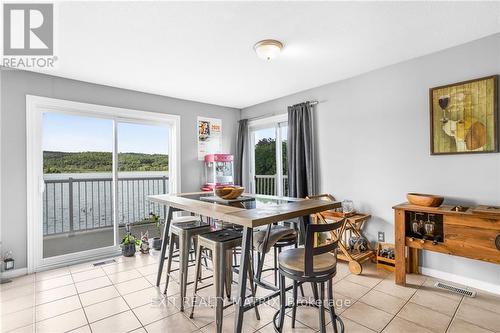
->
[214, 186, 244, 200]
[222, 187, 244, 200]
[214, 186, 233, 198]
[406, 193, 444, 207]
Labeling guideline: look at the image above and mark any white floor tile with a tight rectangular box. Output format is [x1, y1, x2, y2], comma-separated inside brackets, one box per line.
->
[71, 268, 106, 283]
[90, 310, 142, 333]
[84, 297, 130, 323]
[35, 284, 78, 305]
[36, 309, 87, 333]
[35, 295, 82, 322]
[75, 276, 112, 293]
[115, 277, 152, 295]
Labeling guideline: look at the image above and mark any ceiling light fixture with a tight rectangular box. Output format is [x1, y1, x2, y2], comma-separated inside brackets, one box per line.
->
[253, 39, 283, 60]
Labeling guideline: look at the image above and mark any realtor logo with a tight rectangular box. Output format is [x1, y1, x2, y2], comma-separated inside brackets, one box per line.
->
[3, 3, 53, 55]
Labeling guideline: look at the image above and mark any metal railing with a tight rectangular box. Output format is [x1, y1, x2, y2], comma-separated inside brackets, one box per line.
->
[43, 176, 168, 236]
[255, 175, 288, 196]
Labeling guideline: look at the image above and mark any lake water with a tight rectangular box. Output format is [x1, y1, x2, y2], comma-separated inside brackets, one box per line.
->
[43, 171, 169, 235]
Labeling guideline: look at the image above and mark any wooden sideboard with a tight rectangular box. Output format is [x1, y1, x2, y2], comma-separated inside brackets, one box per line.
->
[393, 203, 500, 286]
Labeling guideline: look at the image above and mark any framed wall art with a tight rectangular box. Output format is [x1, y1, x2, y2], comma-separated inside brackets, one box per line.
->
[197, 116, 222, 160]
[430, 75, 498, 155]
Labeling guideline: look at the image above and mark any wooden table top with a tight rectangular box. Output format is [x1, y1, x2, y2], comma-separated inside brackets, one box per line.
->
[393, 202, 500, 217]
[148, 192, 341, 228]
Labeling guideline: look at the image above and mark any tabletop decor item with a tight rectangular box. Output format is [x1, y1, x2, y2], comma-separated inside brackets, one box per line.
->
[148, 212, 163, 250]
[341, 199, 355, 215]
[430, 75, 498, 154]
[2, 250, 14, 271]
[120, 233, 140, 257]
[407, 193, 444, 207]
[140, 231, 150, 254]
[214, 185, 244, 200]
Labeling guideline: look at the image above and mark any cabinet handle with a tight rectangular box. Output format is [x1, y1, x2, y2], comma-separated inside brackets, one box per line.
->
[496, 234, 500, 251]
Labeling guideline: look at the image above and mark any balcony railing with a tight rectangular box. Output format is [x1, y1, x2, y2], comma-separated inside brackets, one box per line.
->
[43, 176, 168, 236]
[255, 174, 288, 196]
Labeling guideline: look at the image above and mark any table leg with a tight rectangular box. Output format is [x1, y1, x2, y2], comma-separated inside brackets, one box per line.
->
[394, 209, 406, 285]
[234, 226, 252, 333]
[156, 206, 173, 287]
[408, 248, 419, 274]
[178, 231, 190, 311]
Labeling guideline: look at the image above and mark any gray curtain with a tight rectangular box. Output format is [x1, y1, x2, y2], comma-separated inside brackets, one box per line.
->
[234, 119, 248, 186]
[287, 102, 317, 241]
[287, 102, 317, 198]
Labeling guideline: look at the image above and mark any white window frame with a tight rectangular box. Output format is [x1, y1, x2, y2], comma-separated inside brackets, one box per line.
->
[26, 95, 181, 273]
[248, 113, 288, 196]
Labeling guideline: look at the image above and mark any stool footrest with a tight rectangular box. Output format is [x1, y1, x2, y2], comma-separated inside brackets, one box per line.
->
[272, 303, 344, 332]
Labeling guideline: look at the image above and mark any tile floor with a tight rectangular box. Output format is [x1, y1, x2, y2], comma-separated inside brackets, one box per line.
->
[1, 251, 499, 333]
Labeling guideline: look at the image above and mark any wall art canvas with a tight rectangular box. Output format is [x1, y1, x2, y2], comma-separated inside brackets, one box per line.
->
[197, 116, 222, 160]
[430, 75, 498, 154]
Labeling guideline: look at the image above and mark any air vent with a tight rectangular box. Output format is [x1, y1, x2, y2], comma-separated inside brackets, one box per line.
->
[93, 259, 116, 267]
[434, 281, 476, 297]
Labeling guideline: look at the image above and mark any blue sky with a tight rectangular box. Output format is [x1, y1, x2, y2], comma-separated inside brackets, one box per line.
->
[253, 126, 287, 143]
[43, 113, 169, 154]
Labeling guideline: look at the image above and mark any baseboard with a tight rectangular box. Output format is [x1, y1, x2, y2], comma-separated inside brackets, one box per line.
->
[420, 266, 500, 295]
[0, 267, 28, 279]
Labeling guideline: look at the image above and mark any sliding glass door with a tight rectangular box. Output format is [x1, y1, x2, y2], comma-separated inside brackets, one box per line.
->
[28, 95, 180, 271]
[42, 113, 115, 258]
[250, 121, 288, 196]
[116, 122, 170, 241]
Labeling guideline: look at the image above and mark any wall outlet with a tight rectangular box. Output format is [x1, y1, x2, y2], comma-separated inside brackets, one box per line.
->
[378, 231, 385, 242]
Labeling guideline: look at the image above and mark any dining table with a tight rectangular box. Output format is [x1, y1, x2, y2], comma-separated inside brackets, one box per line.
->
[148, 192, 340, 333]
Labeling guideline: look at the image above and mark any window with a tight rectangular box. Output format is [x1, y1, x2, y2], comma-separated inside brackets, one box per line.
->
[27, 95, 180, 271]
[249, 114, 288, 196]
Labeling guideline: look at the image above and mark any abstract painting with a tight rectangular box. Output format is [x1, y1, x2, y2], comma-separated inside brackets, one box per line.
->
[430, 75, 498, 154]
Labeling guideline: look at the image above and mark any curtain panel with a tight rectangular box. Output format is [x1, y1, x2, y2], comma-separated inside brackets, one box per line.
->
[287, 102, 317, 198]
[234, 119, 248, 186]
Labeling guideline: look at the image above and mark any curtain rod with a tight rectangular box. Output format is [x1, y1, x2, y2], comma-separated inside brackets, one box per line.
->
[244, 100, 319, 121]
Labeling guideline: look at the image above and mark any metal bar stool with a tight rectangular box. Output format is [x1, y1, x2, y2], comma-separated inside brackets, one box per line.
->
[156, 210, 203, 286]
[274, 219, 345, 333]
[163, 220, 212, 311]
[189, 229, 260, 333]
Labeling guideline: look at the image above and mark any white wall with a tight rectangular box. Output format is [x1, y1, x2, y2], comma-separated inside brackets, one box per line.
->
[0, 69, 240, 269]
[242, 34, 500, 291]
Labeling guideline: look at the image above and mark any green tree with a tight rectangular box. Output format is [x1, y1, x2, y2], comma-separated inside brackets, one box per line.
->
[43, 151, 168, 173]
[254, 138, 288, 175]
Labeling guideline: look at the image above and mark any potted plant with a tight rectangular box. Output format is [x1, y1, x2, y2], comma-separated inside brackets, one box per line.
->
[120, 233, 141, 257]
[148, 212, 163, 250]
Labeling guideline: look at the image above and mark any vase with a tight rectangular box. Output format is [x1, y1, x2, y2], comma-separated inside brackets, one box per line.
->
[122, 243, 136, 257]
[152, 237, 162, 250]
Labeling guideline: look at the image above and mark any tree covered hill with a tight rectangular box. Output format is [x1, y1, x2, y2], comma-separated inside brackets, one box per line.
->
[43, 151, 168, 173]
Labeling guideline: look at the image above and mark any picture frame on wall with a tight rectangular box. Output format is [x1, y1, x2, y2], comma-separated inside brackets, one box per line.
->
[429, 75, 498, 155]
[197, 116, 222, 160]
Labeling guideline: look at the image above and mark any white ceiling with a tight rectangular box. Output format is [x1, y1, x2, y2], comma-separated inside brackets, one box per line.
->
[28, 1, 500, 108]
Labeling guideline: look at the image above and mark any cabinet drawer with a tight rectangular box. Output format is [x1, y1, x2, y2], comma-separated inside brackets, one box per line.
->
[445, 215, 500, 230]
[444, 224, 500, 264]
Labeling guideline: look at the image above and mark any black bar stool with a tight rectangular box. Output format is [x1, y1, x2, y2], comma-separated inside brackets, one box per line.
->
[163, 220, 211, 311]
[254, 224, 297, 286]
[274, 219, 345, 333]
[189, 229, 260, 333]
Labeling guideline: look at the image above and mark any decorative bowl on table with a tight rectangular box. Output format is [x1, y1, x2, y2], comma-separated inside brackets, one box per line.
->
[214, 186, 245, 200]
[406, 193, 444, 207]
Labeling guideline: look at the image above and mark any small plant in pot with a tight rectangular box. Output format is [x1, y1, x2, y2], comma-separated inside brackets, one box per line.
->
[148, 212, 163, 250]
[120, 233, 141, 257]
